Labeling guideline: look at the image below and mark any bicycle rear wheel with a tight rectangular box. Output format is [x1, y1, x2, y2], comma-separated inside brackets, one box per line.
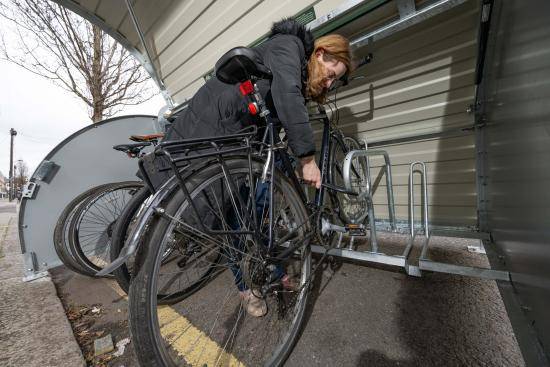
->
[68, 181, 143, 275]
[53, 183, 112, 276]
[129, 158, 311, 367]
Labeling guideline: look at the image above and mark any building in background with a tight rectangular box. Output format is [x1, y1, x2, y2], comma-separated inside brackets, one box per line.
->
[0, 171, 7, 199]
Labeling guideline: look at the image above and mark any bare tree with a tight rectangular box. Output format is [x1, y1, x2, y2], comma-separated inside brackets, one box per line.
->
[13, 159, 28, 197]
[0, 0, 156, 122]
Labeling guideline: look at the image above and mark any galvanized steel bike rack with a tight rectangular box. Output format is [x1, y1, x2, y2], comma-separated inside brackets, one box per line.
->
[343, 148, 397, 252]
[311, 145, 407, 269]
[402, 161, 429, 276]
[311, 146, 510, 282]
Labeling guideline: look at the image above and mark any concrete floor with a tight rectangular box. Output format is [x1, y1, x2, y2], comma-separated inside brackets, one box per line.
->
[51, 230, 525, 367]
[0, 200, 85, 367]
[287, 233, 524, 366]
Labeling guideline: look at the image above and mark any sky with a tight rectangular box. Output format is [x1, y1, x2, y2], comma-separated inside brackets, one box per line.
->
[0, 6, 167, 180]
[0, 57, 166, 179]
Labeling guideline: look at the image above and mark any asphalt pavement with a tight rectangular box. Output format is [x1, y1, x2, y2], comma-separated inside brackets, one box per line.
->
[51, 229, 525, 366]
[0, 197, 525, 366]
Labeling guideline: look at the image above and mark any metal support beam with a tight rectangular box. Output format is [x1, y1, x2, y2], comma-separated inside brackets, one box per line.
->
[431, 229, 491, 240]
[311, 245, 406, 268]
[419, 259, 510, 281]
[124, 0, 173, 107]
[307, 0, 388, 37]
[51, 0, 173, 107]
[351, 0, 467, 48]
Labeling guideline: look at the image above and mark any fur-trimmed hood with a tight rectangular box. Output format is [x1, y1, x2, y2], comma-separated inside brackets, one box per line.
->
[270, 18, 314, 58]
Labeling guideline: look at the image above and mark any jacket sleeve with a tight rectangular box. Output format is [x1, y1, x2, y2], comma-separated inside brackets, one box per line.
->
[264, 36, 315, 157]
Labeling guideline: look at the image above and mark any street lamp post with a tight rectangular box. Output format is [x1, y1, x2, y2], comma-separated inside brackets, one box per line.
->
[9, 128, 17, 202]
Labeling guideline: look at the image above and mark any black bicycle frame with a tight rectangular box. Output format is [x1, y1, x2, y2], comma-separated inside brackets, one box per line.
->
[275, 105, 333, 210]
[157, 81, 342, 257]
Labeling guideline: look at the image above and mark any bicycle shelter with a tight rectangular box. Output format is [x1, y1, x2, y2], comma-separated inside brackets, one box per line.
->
[18, 0, 550, 365]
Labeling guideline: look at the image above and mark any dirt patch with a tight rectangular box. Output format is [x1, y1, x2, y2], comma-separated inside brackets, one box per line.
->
[51, 267, 137, 367]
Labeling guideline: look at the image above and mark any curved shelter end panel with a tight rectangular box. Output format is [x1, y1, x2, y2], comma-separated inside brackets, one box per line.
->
[19, 115, 160, 273]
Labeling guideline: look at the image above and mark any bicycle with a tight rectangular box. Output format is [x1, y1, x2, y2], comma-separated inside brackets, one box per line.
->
[100, 47, 370, 366]
[53, 135, 161, 279]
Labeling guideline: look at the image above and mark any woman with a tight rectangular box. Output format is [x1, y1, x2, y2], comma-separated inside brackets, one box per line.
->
[164, 18, 352, 316]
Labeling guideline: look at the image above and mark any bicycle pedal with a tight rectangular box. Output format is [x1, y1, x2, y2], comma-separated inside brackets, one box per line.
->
[345, 223, 366, 236]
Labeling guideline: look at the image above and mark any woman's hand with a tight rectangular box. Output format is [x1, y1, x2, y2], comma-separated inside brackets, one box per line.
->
[299, 156, 321, 189]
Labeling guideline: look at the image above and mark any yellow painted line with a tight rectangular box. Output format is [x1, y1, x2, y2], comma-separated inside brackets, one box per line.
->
[158, 306, 244, 367]
[102, 279, 244, 366]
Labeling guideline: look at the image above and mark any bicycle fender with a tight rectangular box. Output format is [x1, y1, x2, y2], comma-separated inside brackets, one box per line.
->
[97, 174, 181, 276]
[97, 155, 259, 276]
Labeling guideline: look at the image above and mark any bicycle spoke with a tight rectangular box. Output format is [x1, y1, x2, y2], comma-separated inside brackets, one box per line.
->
[131, 162, 311, 366]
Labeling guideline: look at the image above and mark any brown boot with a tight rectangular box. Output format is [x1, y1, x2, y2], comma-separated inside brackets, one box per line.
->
[239, 290, 267, 317]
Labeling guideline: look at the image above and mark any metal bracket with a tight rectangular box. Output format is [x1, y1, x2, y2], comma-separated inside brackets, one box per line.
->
[22, 252, 49, 282]
[22, 182, 37, 199]
[467, 241, 487, 254]
[396, 0, 416, 18]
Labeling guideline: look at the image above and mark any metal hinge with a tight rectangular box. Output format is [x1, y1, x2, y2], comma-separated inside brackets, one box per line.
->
[22, 182, 37, 199]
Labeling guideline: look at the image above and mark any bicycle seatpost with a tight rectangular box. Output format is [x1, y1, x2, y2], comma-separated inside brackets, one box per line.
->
[247, 77, 276, 250]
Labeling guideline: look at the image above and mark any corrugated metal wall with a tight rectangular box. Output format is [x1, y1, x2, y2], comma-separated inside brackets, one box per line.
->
[72, 0, 344, 102]
[62, 0, 481, 228]
[480, 0, 550, 364]
[136, 0, 343, 103]
[330, 0, 480, 227]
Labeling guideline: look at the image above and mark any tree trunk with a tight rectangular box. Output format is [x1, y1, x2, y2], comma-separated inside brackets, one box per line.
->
[91, 25, 104, 123]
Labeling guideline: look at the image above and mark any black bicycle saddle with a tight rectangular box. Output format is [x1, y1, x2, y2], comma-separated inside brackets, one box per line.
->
[215, 47, 272, 84]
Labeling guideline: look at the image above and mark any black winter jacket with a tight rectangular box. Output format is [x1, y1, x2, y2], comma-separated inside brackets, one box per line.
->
[165, 19, 316, 157]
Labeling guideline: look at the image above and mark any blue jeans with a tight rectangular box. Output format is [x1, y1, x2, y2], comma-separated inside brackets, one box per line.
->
[226, 156, 290, 291]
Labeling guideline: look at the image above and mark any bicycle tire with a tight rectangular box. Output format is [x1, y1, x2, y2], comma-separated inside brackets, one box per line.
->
[129, 158, 311, 367]
[68, 181, 143, 275]
[110, 186, 152, 293]
[53, 183, 113, 276]
[329, 134, 369, 224]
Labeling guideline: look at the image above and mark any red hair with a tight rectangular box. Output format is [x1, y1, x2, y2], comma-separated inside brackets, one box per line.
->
[307, 34, 352, 103]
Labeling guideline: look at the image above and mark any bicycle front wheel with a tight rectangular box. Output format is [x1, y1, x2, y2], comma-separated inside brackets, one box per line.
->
[129, 158, 311, 367]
